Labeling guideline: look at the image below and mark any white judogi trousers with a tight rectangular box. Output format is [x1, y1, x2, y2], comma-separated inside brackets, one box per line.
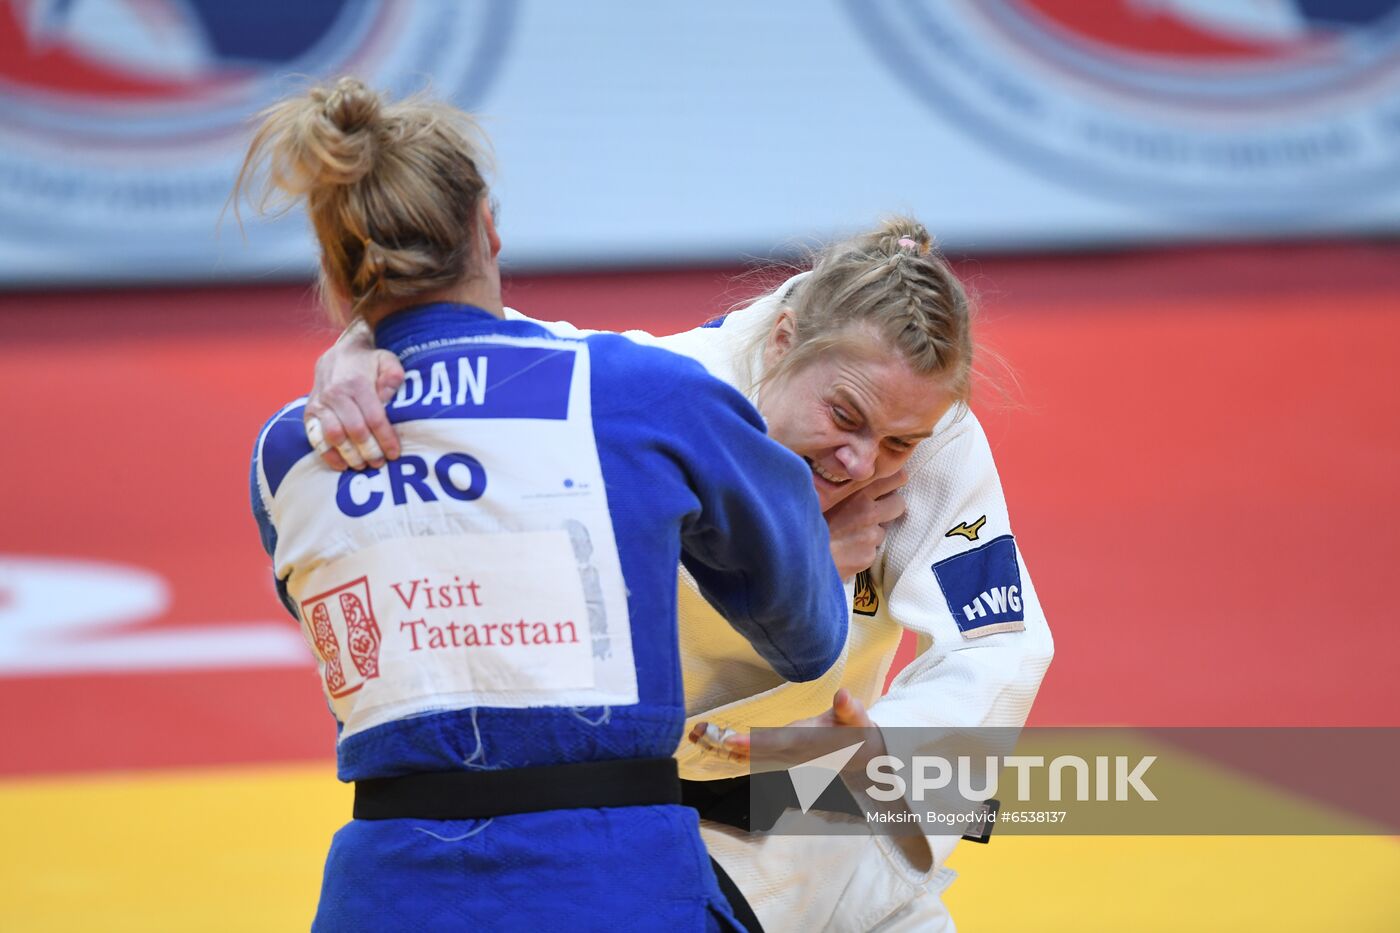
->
[701, 816, 958, 932]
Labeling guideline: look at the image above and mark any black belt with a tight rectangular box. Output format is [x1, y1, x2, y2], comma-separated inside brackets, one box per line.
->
[354, 757, 680, 821]
[683, 775, 998, 843]
[681, 773, 862, 833]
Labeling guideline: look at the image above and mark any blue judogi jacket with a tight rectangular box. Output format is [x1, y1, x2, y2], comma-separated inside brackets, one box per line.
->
[251, 304, 847, 931]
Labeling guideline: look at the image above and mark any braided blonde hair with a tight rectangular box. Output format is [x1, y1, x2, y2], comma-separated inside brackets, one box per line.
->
[765, 216, 974, 406]
[233, 76, 492, 325]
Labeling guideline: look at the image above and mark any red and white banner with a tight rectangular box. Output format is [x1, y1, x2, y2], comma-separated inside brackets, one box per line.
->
[2, 1, 1399, 279]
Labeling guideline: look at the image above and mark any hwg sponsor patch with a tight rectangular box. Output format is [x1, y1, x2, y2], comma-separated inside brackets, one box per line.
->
[932, 534, 1025, 638]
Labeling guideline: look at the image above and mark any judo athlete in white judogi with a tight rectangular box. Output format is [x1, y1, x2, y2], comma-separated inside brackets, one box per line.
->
[661, 278, 1053, 933]
[309, 219, 1055, 932]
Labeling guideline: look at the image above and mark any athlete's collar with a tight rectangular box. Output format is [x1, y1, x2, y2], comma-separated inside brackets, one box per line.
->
[374, 302, 499, 355]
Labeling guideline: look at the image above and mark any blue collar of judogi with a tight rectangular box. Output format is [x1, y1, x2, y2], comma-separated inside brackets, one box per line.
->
[374, 302, 499, 356]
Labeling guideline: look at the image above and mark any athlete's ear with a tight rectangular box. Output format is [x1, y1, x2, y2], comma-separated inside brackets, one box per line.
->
[479, 196, 501, 260]
[764, 309, 798, 366]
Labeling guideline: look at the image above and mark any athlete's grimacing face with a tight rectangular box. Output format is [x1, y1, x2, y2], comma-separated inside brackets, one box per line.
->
[758, 315, 954, 511]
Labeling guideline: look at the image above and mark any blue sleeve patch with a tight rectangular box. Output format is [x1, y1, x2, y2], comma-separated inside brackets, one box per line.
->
[931, 534, 1026, 637]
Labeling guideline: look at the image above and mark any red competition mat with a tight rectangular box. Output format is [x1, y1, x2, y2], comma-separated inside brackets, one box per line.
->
[3, 241, 1399, 782]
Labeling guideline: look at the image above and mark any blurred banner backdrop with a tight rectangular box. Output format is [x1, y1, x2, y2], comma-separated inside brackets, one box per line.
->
[3, 0, 1400, 285]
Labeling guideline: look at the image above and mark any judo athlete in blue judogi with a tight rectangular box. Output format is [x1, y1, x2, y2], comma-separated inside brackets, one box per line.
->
[241, 78, 847, 931]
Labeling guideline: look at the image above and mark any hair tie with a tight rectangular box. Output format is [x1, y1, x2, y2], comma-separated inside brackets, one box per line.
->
[897, 237, 918, 251]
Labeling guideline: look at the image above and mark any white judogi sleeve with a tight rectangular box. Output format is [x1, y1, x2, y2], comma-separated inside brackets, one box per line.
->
[854, 409, 1054, 889]
[869, 410, 1054, 733]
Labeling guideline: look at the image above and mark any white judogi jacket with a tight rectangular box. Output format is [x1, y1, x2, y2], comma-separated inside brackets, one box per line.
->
[510, 275, 1055, 931]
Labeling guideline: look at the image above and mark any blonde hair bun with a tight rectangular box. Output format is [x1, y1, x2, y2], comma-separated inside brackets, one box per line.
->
[234, 77, 492, 325]
[302, 76, 383, 187]
[875, 217, 934, 256]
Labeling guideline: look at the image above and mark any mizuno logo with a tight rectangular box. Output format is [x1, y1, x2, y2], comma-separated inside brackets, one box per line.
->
[945, 515, 987, 541]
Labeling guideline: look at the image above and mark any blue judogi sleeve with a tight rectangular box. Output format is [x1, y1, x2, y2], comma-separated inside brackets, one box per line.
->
[659, 362, 848, 683]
